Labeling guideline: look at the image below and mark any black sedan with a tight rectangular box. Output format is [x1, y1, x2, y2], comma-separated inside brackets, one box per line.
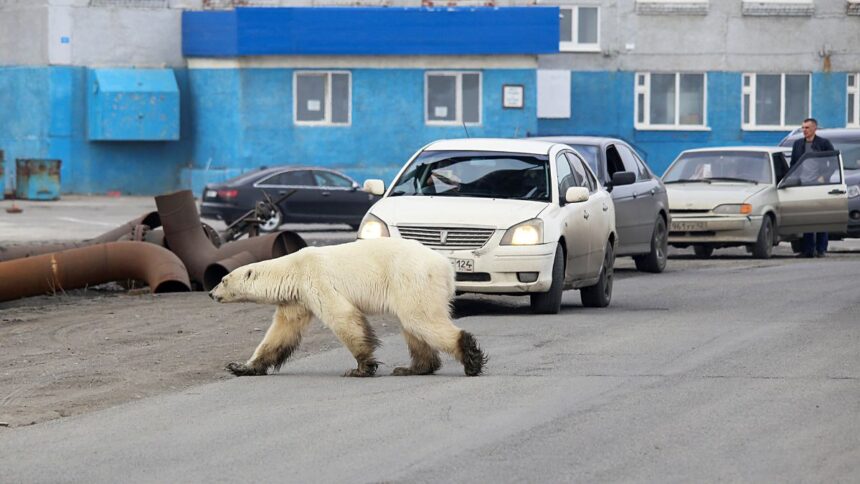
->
[200, 166, 380, 232]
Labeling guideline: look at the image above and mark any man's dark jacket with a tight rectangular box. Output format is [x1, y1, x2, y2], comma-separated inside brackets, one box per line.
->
[791, 135, 835, 166]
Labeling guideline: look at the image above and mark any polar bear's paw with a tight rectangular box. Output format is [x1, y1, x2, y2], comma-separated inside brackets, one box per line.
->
[226, 361, 267, 376]
[343, 359, 379, 377]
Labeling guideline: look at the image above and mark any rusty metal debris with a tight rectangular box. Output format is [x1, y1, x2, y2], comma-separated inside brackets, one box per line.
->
[0, 190, 307, 302]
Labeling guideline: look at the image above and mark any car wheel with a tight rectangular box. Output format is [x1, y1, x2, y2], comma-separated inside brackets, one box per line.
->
[529, 243, 564, 314]
[693, 244, 714, 258]
[751, 215, 774, 259]
[581, 241, 614, 308]
[633, 216, 668, 273]
[259, 207, 284, 233]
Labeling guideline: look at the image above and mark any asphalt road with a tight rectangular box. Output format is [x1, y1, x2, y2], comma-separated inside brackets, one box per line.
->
[1, 250, 858, 482]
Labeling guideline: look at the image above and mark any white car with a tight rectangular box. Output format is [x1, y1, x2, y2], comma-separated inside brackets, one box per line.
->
[664, 146, 849, 258]
[357, 138, 632, 314]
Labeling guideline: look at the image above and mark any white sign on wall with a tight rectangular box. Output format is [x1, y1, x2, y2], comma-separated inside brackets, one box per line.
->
[537, 70, 571, 119]
[48, 6, 72, 66]
[503, 85, 524, 109]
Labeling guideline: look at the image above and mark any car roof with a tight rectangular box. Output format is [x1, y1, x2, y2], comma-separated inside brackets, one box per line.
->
[423, 138, 559, 155]
[679, 146, 790, 155]
[220, 166, 343, 185]
[528, 135, 624, 147]
[781, 127, 860, 144]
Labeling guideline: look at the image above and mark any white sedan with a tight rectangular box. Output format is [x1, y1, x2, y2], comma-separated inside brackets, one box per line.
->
[357, 138, 634, 314]
[664, 146, 849, 258]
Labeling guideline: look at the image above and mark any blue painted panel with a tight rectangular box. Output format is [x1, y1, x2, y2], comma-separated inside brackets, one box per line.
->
[812, 72, 847, 129]
[183, 7, 559, 57]
[88, 69, 180, 141]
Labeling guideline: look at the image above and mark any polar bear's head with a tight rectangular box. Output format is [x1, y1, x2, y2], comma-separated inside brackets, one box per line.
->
[209, 265, 267, 304]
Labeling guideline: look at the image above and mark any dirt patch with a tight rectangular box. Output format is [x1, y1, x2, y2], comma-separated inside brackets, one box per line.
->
[0, 288, 403, 428]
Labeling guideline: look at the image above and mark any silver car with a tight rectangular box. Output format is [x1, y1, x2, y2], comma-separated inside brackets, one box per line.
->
[531, 136, 670, 273]
[664, 146, 849, 258]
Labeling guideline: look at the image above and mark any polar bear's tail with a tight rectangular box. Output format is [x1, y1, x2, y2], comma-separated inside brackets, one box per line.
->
[458, 330, 488, 376]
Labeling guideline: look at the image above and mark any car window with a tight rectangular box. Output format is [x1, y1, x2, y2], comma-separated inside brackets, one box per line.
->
[313, 170, 354, 188]
[605, 145, 626, 178]
[630, 149, 653, 180]
[663, 151, 773, 184]
[388, 150, 550, 201]
[260, 170, 314, 186]
[565, 144, 600, 175]
[616, 144, 645, 181]
[782, 152, 842, 187]
[564, 152, 594, 192]
[831, 140, 860, 170]
[772, 153, 790, 183]
[556, 154, 577, 200]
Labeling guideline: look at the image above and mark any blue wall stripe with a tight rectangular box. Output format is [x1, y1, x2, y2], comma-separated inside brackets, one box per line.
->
[183, 7, 559, 57]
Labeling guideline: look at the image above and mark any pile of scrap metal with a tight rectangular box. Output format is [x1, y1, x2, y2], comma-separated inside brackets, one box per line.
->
[0, 190, 306, 302]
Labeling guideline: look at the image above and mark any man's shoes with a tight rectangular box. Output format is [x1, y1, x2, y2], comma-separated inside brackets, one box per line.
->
[797, 252, 814, 258]
[815, 251, 826, 258]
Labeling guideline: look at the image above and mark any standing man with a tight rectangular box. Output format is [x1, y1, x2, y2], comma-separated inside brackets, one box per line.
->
[790, 118, 835, 258]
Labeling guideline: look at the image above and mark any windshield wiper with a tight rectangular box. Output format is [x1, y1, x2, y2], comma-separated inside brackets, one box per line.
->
[706, 177, 759, 185]
[664, 179, 712, 184]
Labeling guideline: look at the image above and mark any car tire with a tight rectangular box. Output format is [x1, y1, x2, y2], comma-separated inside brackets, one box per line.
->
[751, 215, 774, 259]
[529, 243, 564, 315]
[259, 207, 284, 233]
[633, 216, 668, 273]
[581, 241, 614, 308]
[693, 244, 714, 258]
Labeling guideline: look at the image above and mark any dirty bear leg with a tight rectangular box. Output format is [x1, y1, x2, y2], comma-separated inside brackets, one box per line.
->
[317, 305, 381, 377]
[392, 331, 441, 376]
[227, 304, 312, 376]
[399, 311, 487, 377]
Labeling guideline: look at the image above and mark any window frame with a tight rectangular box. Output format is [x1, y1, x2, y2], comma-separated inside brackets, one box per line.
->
[424, 71, 482, 126]
[293, 70, 352, 127]
[559, 5, 601, 53]
[742, 72, 811, 131]
[848, 73, 859, 128]
[634, 72, 709, 130]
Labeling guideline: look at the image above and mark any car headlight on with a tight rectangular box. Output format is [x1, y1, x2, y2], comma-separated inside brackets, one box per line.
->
[713, 203, 753, 215]
[500, 219, 544, 246]
[357, 213, 390, 239]
[848, 184, 860, 199]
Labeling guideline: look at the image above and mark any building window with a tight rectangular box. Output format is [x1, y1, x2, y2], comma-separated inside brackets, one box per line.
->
[559, 6, 600, 52]
[294, 71, 351, 126]
[634, 72, 707, 129]
[742, 73, 810, 130]
[742, 0, 814, 17]
[635, 0, 709, 16]
[848, 74, 859, 127]
[425, 72, 481, 125]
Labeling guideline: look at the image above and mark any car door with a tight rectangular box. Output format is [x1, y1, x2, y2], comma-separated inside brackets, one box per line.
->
[310, 169, 374, 223]
[255, 169, 317, 221]
[567, 152, 609, 277]
[777, 151, 849, 235]
[555, 153, 591, 282]
[616, 143, 658, 253]
[604, 144, 639, 254]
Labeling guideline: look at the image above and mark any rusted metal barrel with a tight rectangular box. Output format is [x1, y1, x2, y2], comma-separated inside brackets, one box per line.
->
[155, 190, 306, 290]
[0, 241, 191, 302]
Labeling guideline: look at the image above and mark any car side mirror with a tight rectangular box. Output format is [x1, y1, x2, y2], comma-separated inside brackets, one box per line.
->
[363, 179, 385, 196]
[778, 177, 800, 189]
[564, 186, 590, 203]
[611, 171, 636, 187]
[350, 181, 360, 191]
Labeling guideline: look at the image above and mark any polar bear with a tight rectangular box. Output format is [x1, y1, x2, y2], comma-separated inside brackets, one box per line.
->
[209, 237, 487, 377]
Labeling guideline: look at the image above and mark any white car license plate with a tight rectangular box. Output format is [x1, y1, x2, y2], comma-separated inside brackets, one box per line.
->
[451, 258, 474, 272]
[205, 189, 217, 198]
[672, 221, 707, 231]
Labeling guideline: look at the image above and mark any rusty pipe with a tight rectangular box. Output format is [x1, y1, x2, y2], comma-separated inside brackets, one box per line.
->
[0, 212, 161, 263]
[155, 190, 306, 290]
[0, 241, 191, 302]
[203, 251, 258, 291]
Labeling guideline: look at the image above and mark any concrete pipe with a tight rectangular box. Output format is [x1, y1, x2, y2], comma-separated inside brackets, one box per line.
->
[0, 241, 191, 303]
[155, 190, 307, 290]
[0, 212, 161, 263]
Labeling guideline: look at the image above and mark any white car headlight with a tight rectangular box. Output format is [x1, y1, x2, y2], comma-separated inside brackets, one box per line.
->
[357, 213, 390, 239]
[713, 203, 753, 215]
[500, 219, 544, 246]
[848, 184, 860, 199]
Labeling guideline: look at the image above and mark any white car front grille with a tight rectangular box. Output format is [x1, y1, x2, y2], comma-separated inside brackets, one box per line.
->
[397, 225, 495, 250]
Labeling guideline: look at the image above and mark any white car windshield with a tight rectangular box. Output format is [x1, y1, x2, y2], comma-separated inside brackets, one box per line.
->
[663, 151, 772, 185]
[389, 151, 551, 201]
